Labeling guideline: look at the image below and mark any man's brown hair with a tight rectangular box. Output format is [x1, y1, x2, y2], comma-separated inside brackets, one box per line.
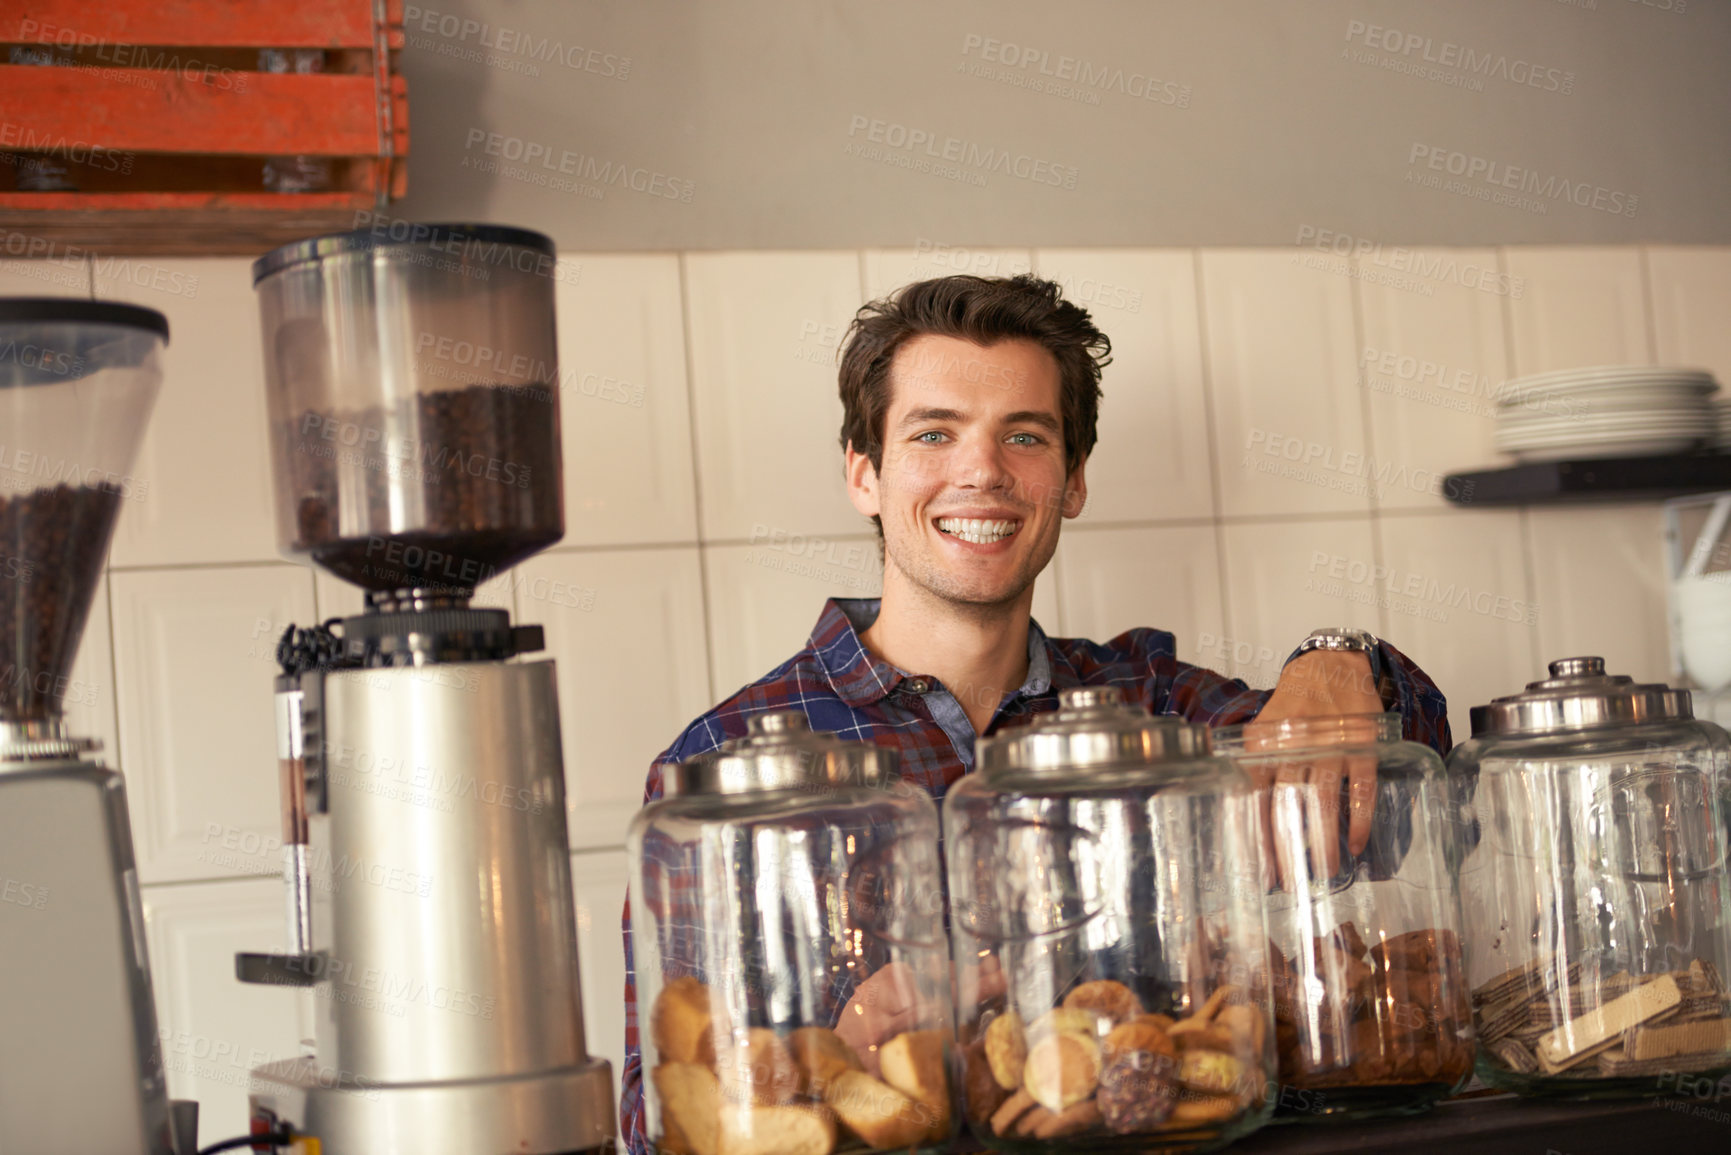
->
[837, 275, 1111, 512]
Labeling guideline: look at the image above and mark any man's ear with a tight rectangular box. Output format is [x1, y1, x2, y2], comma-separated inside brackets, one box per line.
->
[845, 441, 881, 519]
[1062, 455, 1088, 519]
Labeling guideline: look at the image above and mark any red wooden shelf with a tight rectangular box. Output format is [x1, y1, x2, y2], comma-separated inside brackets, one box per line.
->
[0, 0, 408, 254]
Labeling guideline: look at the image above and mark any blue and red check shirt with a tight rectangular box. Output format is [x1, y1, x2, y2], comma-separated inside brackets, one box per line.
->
[617, 598, 1451, 1153]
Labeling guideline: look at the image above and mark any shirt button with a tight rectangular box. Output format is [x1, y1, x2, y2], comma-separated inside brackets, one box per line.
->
[904, 677, 931, 694]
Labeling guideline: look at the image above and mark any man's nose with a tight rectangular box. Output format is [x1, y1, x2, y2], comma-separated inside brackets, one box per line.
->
[952, 435, 1013, 490]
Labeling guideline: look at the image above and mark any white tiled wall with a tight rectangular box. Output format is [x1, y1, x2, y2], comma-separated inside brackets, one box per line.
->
[27, 245, 1730, 1136]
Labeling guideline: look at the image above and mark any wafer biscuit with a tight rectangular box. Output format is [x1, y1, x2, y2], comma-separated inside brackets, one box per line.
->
[1535, 975, 1680, 1074]
[1489, 1037, 1538, 1074]
[1597, 1050, 1731, 1078]
[1477, 997, 1531, 1044]
[1627, 1016, 1731, 1062]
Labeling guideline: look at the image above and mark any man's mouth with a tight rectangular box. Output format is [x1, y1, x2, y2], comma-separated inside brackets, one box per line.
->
[935, 517, 1022, 545]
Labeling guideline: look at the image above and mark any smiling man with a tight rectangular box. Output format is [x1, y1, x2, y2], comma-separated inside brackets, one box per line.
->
[617, 274, 1450, 1152]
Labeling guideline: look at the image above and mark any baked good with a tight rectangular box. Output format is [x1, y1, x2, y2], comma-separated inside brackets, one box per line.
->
[700, 1026, 801, 1105]
[1098, 1021, 1180, 1133]
[1102, 1017, 1176, 1065]
[984, 1010, 1028, 1089]
[961, 1034, 1011, 1125]
[787, 1027, 860, 1097]
[1064, 980, 1145, 1028]
[1030, 1006, 1100, 1040]
[652, 976, 715, 1065]
[989, 1087, 1036, 1135]
[878, 1029, 951, 1142]
[1178, 1048, 1244, 1096]
[654, 1061, 721, 1155]
[822, 1068, 930, 1149]
[716, 1101, 836, 1155]
[1023, 1029, 1102, 1112]
[1214, 1004, 1266, 1054]
[1032, 1099, 1104, 1139]
[1169, 1092, 1239, 1125]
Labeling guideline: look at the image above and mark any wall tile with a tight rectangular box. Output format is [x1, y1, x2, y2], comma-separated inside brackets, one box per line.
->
[684, 253, 863, 540]
[1356, 248, 1510, 505]
[516, 547, 711, 848]
[112, 565, 316, 883]
[556, 254, 699, 546]
[862, 246, 1031, 300]
[1054, 525, 1225, 661]
[571, 847, 630, 1130]
[1376, 510, 1538, 742]
[1035, 250, 1213, 522]
[1528, 503, 1670, 683]
[0, 256, 88, 296]
[1200, 251, 1369, 518]
[142, 878, 304, 1143]
[96, 258, 278, 567]
[1220, 517, 1379, 687]
[1502, 248, 1652, 375]
[1646, 247, 1731, 382]
[703, 538, 882, 699]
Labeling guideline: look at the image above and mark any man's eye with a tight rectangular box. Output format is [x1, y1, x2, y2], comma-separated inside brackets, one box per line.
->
[1007, 432, 1041, 446]
[916, 431, 946, 444]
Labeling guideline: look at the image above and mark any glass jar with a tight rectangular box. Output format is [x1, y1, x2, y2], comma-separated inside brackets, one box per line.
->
[1212, 715, 1474, 1119]
[628, 712, 956, 1154]
[1452, 657, 1731, 1097]
[944, 686, 1274, 1151]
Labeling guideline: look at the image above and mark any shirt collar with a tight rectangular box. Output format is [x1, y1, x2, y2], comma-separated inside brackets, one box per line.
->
[812, 598, 1053, 706]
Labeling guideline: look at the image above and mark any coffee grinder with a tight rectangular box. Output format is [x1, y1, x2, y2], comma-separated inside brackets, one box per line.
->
[0, 300, 179, 1154]
[238, 225, 614, 1153]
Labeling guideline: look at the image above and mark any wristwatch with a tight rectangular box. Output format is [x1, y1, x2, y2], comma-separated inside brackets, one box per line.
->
[1289, 627, 1391, 707]
[1293, 627, 1377, 658]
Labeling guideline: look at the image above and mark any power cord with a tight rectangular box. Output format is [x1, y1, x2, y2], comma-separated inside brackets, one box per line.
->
[198, 1127, 292, 1154]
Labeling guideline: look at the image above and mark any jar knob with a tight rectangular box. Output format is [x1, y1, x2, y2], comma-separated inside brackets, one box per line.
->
[1059, 686, 1124, 709]
[748, 711, 810, 735]
[1548, 656, 1605, 678]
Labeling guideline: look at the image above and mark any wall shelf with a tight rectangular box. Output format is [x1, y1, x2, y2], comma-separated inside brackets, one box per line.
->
[1444, 455, 1731, 507]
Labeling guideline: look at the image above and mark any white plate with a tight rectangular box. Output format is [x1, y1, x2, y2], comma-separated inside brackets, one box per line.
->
[1499, 389, 1717, 416]
[1496, 418, 1712, 439]
[1497, 418, 1710, 438]
[1509, 436, 1706, 462]
[1497, 428, 1711, 451]
[1494, 368, 1717, 403]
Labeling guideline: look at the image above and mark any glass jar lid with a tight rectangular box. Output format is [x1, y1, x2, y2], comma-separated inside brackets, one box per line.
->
[1469, 656, 1692, 737]
[665, 711, 898, 797]
[975, 685, 1211, 777]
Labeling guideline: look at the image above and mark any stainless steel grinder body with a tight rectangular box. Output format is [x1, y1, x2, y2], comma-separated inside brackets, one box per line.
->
[243, 654, 613, 1153]
[0, 756, 178, 1155]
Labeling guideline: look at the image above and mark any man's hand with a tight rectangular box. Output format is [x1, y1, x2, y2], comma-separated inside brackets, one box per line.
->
[833, 961, 934, 1076]
[1246, 650, 1384, 890]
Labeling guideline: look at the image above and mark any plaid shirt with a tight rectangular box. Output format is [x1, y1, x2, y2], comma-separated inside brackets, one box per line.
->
[618, 598, 1451, 1153]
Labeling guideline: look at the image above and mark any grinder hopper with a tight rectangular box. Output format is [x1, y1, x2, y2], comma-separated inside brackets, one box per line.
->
[0, 298, 176, 1155]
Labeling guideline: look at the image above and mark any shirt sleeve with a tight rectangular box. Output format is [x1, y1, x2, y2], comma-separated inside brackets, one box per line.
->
[1130, 629, 1453, 755]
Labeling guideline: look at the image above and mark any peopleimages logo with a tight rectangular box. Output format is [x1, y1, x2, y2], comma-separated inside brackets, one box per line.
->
[845, 115, 1079, 189]
[1407, 144, 1638, 218]
[1343, 20, 1576, 94]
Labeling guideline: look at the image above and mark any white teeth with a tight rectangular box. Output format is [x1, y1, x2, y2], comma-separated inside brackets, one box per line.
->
[936, 517, 1021, 544]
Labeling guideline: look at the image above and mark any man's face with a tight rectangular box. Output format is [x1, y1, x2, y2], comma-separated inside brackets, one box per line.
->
[845, 334, 1087, 610]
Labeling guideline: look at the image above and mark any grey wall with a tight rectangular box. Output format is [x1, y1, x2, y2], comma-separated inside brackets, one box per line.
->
[392, 0, 1731, 249]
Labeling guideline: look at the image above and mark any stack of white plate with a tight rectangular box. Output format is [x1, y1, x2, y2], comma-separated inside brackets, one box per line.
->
[1493, 365, 1719, 462]
[1714, 398, 1731, 451]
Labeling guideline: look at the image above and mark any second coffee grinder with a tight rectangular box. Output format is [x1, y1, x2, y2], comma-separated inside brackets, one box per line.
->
[236, 224, 614, 1154]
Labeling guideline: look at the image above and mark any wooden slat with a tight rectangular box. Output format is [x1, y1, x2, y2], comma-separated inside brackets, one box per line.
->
[0, 67, 382, 155]
[2, 0, 398, 50]
[0, 192, 370, 210]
